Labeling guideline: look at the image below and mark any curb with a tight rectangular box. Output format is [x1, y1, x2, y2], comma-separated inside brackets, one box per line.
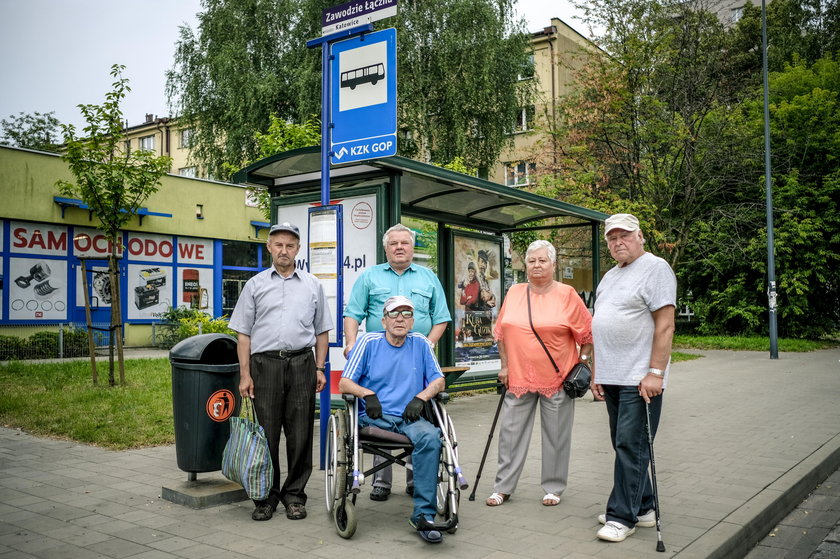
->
[677, 432, 840, 558]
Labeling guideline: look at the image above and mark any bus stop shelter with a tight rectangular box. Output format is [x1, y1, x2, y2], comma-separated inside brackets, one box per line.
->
[233, 146, 609, 380]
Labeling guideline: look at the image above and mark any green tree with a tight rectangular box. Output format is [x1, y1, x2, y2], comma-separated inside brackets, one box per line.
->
[0, 111, 62, 152]
[166, 0, 533, 179]
[248, 114, 322, 218]
[57, 65, 172, 385]
[684, 57, 840, 338]
[547, 0, 754, 270]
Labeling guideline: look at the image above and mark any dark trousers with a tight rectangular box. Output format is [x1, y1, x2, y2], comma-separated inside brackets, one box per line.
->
[250, 351, 316, 509]
[603, 385, 663, 528]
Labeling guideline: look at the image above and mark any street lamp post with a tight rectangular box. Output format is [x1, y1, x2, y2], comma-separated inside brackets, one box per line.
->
[762, 0, 779, 359]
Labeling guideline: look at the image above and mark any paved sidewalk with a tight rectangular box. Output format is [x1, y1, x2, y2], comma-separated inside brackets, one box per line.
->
[1, 348, 839, 558]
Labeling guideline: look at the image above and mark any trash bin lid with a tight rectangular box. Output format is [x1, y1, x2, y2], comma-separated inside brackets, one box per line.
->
[169, 333, 238, 364]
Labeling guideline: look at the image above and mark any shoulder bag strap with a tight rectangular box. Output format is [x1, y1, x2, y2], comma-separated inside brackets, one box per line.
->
[527, 284, 559, 373]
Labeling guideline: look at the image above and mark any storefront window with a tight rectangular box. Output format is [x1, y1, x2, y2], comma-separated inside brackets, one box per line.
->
[222, 240, 260, 268]
[222, 269, 258, 316]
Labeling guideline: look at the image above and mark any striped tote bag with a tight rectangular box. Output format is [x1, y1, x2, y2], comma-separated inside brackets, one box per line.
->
[221, 397, 274, 501]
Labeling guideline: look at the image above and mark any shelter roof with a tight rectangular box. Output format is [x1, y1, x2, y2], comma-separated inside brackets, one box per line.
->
[233, 147, 608, 232]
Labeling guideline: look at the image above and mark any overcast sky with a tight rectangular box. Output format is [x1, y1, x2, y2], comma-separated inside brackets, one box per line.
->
[0, 0, 591, 132]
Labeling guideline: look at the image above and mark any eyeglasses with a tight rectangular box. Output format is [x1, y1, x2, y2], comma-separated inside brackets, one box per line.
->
[384, 310, 414, 318]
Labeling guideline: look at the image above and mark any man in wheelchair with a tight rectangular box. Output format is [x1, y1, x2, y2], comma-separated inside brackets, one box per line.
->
[339, 295, 447, 543]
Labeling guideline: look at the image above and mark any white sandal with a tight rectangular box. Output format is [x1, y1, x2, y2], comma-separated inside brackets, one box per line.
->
[485, 492, 510, 506]
[542, 493, 561, 506]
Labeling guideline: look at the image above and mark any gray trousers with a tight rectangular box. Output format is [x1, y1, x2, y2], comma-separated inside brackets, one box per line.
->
[372, 454, 413, 488]
[493, 389, 575, 496]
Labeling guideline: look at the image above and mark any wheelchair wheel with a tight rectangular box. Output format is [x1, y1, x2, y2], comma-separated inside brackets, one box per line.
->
[333, 500, 357, 539]
[436, 461, 448, 516]
[325, 409, 348, 514]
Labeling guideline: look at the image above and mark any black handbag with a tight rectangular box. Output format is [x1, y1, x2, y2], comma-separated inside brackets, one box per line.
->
[526, 285, 591, 399]
[563, 362, 591, 399]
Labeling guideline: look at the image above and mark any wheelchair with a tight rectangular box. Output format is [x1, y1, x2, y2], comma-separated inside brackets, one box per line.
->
[324, 392, 467, 539]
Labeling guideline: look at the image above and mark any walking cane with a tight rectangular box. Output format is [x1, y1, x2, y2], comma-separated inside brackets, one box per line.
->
[645, 402, 666, 552]
[468, 386, 506, 501]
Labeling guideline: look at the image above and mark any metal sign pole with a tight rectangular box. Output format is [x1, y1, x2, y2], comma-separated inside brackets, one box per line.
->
[307, 23, 374, 469]
[761, 0, 779, 359]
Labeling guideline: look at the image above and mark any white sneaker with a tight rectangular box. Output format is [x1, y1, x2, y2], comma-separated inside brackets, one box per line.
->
[597, 521, 636, 542]
[598, 509, 656, 528]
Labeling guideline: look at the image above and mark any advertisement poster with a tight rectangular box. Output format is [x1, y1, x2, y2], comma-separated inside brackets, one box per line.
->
[9, 257, 68, 320]
[10, 221, 68, 256]
[453, 233, 502, 372]
[72, 227, 123, 259]
[176, 237, 214, 266]
[275, 193, 378, 369]
[125, 232, 175, 264]
[0, 222, 4, 320]
[75, 265, 112, 309]
[176, 266, 213, 314]
[127, 263, 173, 320]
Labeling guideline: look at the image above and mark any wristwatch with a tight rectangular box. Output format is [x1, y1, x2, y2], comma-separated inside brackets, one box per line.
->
[316, 366, 326, 372]
[647, 367, 665, 378]
[579, 354, 590, 362]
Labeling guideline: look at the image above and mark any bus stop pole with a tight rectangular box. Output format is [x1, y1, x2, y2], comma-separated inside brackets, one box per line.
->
[307, 24, 374, 469]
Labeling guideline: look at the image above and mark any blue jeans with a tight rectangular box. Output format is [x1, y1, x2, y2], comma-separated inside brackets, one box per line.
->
[359, 414, 441, 523]
[603, 385, 663, 528]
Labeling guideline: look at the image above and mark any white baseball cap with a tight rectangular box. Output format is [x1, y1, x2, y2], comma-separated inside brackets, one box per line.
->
[383, 295, 414, 314]
[604, 213, 640, 238]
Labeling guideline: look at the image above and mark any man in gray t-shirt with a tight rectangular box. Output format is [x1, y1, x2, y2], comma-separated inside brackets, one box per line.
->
[591, 214, 676, 544]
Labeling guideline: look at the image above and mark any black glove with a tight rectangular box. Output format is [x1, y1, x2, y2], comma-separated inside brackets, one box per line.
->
[402, 397, 425, 422]
[364, 394, 382, 419]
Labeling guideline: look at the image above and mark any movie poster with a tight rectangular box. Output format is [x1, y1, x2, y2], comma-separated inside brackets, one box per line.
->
[453, 233, 502, 372]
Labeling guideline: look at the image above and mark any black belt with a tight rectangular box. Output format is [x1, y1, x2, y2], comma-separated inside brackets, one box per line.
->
[260, 347, 312, 359]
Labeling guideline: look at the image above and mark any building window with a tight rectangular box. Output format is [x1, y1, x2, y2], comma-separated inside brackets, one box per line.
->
[518, 54, 535, 80]
[179, 128, 193, 148]
[514, 105, 536, 133]
[505, 161, 536, 187]
[730, 6, 744, 22]
[138, 135, 155, 152]
[179, 166, 197, 178]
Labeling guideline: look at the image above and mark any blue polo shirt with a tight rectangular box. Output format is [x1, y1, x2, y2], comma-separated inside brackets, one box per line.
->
[342, 332, 443, 417]
[343, 262, 451, 336]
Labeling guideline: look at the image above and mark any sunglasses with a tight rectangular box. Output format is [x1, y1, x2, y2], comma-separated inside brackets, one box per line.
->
[384, 310, 414, 318]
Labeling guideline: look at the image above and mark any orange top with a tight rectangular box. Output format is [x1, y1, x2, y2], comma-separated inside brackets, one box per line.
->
[494, 282, 593, 398]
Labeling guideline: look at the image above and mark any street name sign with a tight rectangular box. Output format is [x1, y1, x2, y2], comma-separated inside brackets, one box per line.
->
[322, 0, 398, 36]
[330, 27, 397, 165]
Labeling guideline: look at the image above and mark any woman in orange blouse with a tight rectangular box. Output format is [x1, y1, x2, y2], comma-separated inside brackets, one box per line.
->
[485, 240, 593, 507]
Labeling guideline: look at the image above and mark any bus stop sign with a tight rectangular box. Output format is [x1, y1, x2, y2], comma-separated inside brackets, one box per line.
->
[330, 28, 397, 165]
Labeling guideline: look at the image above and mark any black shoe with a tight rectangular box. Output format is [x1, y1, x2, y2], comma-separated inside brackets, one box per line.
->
[405, 486, 414, 497]
[285, 502, 307, 520]
[251, 503, 275, 521]
[370, 486, 391, 501]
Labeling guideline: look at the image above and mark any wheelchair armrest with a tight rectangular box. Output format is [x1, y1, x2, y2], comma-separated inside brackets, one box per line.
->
[341, 394, 357, 404]
[434, 392, 450, 404]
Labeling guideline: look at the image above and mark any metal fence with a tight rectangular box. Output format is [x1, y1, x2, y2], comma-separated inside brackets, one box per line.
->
[0, 323, 111, 361]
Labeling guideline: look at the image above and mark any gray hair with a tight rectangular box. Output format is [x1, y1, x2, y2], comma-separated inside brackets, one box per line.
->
[525, 240, 556, 264]
[382, 223, 416, 248]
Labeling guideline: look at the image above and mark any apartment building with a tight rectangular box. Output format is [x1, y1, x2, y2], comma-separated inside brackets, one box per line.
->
[123, 114, 203, 179]
[489, 18, 595, 188]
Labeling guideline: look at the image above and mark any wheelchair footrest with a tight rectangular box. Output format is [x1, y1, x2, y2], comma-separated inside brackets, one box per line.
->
[414, 516, 458, 533]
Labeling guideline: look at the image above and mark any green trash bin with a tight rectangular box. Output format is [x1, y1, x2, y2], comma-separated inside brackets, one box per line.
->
[170, 333, 240, 476]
